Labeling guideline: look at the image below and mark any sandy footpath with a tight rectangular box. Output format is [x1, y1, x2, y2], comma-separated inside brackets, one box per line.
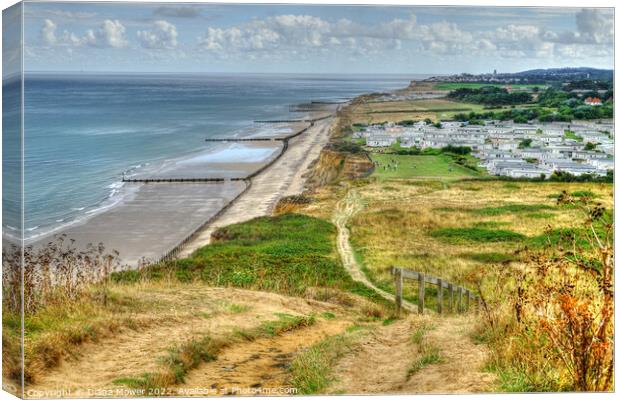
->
[179, 116, 334, 256]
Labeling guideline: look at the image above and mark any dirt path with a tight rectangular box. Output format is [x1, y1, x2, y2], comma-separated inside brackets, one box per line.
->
[330, 314, 495, 394]
[25, 288, 342, 397]
[332, 189, 415, 311]
[177, 319, 351, 396]
[330, 189, 495, 394]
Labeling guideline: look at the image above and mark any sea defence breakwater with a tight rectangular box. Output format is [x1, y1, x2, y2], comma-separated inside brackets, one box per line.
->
[29, 106, 337, 267]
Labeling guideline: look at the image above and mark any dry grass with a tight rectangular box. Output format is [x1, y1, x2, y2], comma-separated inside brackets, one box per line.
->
[289, 178, 612, 316]
[342, 98, 501, 124]
[346, 180, 611, 288]
[115, 313, 317, 391]
[5, 280, 264, 385]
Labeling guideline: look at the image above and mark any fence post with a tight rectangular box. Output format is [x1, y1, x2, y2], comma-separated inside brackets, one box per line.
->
[394, 268, 403, 317]
[448, 283, 454, 313]
[457, 287, 463, 313]
[418, 272, 425, 314]
[437, 278, 443, 314]
[465, 290, 470, 311]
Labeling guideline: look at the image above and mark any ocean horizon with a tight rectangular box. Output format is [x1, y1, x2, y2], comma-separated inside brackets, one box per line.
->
[4, 72, 430, 240]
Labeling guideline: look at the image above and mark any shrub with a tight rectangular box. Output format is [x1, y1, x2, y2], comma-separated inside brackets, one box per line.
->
[2, 235, 123, 315]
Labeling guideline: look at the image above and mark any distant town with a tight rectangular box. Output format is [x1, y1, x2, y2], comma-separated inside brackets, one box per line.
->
[425, 67, 613, 85]
[353, 118, 613, 179]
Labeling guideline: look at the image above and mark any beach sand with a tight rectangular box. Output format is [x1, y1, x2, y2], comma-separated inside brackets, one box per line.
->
[36, 181, 247, 266]
[178, 115, 335, 257]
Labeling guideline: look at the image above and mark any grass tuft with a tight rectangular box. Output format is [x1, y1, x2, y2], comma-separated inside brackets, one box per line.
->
[407, 346, 443, 377]
[290, 332, 359, 394]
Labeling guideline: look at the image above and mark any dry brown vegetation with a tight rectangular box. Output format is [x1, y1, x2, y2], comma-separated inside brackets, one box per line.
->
[3, 235, 126, 315]
[477, 193, 614, 391]
[289, 175, 613, 392]
[347, 180, 610, 288]
[12, 279, 384, 396]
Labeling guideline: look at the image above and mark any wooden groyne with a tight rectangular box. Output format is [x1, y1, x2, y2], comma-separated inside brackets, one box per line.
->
[156, 179, 252, 263]
[122, 177, 232, 183]
[204, 137, 276, 142]
[311, 100, 349, 104]
[125, 112, 332, 264]
[254, 119, 305, 124]
[254, 115, 331, 124]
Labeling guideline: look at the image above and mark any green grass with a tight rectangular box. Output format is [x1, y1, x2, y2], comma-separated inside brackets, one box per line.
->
[321, 312, 336, 320]
[571, 190, 597, 198]
[564, 130, 583, 142]
[382, 316, 398, 326]
[411, 323, 435, 345]
[430, 227, 526, 243]
[290, 333, 358, 394]
[472, 203, 554, 216]
[370, 154, 480, 179]
[460, 252, 517, 264]
[160, 336, 220, 384]
[112, 376, 150, 389]
[527, 227, 586, 249]
[407, 346, 443, 377]
[111, 214, 387, 305]
[525, 212, 555, 219]
[234, 313, 315, 341]
[434, 83, 546, 90]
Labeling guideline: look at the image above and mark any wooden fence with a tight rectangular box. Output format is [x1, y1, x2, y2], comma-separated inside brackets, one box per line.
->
[391, 267, 479, 316]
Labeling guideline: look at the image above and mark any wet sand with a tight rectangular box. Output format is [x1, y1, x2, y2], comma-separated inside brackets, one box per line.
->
[129, 141, 285, 180]
[39, 181, 247, 266]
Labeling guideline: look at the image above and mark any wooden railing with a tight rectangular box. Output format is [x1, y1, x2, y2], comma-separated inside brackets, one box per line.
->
[391, 267, 479, 316]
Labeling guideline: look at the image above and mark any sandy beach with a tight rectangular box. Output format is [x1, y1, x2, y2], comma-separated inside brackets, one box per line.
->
[28, 108, 336, 267]
[33, 181, 247, 266]
[178, 113, 336, 257]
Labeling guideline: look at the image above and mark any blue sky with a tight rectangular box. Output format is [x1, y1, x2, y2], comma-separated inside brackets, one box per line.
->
[19, 2, 614, 74]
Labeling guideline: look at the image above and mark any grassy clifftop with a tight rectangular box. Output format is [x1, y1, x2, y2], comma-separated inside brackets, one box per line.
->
[113, 214, 388, 305]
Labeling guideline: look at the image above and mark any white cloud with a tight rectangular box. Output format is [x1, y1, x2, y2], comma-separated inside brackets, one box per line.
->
[137, 20, 178, 49]
[575, 9, 613, 44]
[41, 19, 57, 45]
[84, 20, 128, 48]
[194, 7, 612, 63]
[40, 19, 128, 49]
[39, 19, 84, 47]
[33, 7, 613, 66]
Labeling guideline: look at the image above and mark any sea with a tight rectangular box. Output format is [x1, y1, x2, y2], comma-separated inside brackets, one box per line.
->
[3, 73, 429, 240]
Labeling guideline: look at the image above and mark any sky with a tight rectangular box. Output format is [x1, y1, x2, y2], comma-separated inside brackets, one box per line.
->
[14, 2, 616, 74]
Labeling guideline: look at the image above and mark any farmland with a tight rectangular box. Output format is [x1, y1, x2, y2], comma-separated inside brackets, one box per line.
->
[433, 83, 547, 90]
[346, 98, 505, 123]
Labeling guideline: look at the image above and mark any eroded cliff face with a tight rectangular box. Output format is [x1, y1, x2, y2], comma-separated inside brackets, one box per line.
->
[304, 149, 373, 188]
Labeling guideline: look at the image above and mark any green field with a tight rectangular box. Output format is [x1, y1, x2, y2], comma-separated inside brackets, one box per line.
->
[434, 83, 546, 90]
[370, 154, 481, 179]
